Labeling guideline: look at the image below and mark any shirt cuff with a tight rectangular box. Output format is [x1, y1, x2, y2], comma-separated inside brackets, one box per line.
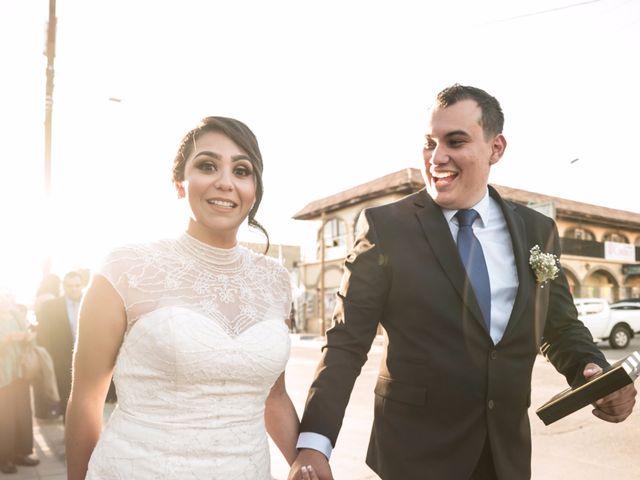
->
[296, 432, 333, 460]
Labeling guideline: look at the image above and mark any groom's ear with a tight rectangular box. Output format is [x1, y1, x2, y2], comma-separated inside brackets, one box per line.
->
[489, 134, 507, 165]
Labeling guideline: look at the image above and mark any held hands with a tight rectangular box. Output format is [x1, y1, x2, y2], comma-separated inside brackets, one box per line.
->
[583, 363, 637, 422]
[288, 449, 333, 480]
[300, 465, 320, 480]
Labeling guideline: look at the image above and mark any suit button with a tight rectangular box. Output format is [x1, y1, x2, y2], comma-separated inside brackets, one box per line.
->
[490, 350, 497, 360]
[488, 400, 495, 410]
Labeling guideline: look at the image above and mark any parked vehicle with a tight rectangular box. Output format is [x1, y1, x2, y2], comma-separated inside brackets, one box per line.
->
[611, 300, 640, 309]
[573, 298, 640, 349]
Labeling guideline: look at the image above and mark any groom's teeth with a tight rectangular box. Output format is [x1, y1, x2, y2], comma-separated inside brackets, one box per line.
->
[433, 171, 456, 178]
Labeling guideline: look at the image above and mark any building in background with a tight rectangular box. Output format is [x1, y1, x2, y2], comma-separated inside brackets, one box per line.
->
[242, 242, 301, 331]
[242, 242, 300, 273]
[292, 168, 640, 334]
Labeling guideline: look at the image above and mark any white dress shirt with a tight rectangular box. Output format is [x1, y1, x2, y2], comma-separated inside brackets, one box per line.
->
[297, 189, 519, 458]
[441, 190, 519, 344]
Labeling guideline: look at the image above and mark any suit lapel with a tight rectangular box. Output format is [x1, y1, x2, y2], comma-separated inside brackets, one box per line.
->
[489, 186, 532, 336]
[413, 191, 487, 330]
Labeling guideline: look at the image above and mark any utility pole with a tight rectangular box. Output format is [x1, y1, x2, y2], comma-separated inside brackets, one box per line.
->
[42, 0, 57, 275]
[44, 0, 57, 198]
[319, 212, 326, 335]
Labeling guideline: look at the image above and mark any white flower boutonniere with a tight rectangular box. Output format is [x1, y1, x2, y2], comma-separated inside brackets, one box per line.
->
[529, 245, 559, 284]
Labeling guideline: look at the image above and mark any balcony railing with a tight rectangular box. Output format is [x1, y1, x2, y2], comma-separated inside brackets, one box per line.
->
[560, 237, 640, 261]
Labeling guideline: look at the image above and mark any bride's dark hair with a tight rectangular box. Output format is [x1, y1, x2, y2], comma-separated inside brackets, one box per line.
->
[172, 116, 269, 252]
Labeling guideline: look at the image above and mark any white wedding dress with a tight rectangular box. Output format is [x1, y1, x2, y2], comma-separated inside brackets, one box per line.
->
[86, 233, 292, 479]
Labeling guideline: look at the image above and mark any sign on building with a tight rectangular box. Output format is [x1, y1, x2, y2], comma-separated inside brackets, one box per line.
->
[604, 241, 636, 262]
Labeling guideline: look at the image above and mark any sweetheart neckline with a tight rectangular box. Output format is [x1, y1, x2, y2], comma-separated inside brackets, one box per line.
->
[125, 305, 289, 340]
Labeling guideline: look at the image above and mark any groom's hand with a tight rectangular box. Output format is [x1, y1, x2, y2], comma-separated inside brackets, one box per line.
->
[288, 448, 333, 480]
[583, 362, 637, 422]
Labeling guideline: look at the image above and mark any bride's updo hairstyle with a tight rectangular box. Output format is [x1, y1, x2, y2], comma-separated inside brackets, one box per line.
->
[173, 116, 269, 252]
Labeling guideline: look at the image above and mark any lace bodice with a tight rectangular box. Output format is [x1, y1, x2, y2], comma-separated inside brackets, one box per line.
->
[86, 234, 293, 479]
[98, 233, 292, 337]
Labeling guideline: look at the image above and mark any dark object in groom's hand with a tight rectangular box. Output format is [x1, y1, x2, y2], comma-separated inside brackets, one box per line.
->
[536, 351, 640, 426]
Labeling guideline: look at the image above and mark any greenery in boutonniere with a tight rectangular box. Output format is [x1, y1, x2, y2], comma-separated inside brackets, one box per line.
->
[529, 245, 559, 284]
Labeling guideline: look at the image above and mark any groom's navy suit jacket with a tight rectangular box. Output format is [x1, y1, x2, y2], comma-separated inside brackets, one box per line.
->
[300, 186, 607, 480]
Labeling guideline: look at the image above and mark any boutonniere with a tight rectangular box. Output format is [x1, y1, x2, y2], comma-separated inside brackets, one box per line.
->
[529, 245, 559, 284]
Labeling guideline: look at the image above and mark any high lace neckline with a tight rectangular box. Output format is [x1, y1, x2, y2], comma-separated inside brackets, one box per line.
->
[176, 232, 242, 268]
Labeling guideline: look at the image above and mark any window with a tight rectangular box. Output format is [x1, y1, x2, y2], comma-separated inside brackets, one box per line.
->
[323, 218, 347, 248]
[610, 302, 640, 311]
[565, 227, 595, 241]
[574, 299, 605, 315]
[603, 232, 629, 243]
[353, 210, 364, 238]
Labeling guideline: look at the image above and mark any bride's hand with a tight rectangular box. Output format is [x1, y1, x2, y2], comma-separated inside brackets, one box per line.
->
[288, 449, 332, 480]
[300, 465, 319, 480]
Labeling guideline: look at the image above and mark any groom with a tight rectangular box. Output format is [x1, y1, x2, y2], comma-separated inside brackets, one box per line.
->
[289, 84, 637, 479]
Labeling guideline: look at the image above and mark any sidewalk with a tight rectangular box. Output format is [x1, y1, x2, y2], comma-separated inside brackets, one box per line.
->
[13, 404, 116, 480]
[11, 416, 66, 479]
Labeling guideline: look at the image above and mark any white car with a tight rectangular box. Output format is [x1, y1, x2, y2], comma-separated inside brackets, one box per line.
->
[573, 298, 640, 349]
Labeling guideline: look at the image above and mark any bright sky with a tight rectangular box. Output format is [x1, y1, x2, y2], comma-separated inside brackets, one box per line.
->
[1, 0, 639, 304]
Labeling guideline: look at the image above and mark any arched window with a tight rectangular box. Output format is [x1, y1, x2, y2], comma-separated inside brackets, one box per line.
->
[565, 227, 595, 241]
[603, 232, 629, 244]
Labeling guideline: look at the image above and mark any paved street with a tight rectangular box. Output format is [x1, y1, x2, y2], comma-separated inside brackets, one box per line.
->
[15, 335, 640, 479]
[271, 335, 640, 480]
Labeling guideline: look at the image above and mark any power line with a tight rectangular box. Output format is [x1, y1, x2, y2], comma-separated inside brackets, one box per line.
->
[484, 0, 605, 24]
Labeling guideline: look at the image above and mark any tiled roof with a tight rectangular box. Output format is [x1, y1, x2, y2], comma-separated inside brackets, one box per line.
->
[491, 184, 640, 229]
[292, 168, 424, 220]
[293, 168, 640, 230]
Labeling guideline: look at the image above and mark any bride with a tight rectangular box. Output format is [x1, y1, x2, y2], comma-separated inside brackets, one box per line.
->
[65, 116, 317, 480]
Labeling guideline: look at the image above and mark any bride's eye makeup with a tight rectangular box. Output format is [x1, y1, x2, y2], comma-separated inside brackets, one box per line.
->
[196, 160, 216, 172]
[234, 163, 253, 177]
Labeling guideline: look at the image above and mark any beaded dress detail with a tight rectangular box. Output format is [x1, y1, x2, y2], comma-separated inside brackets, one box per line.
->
[86, 233, 292, 479]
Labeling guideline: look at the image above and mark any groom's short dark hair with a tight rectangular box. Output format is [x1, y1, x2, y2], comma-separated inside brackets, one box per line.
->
[435, 84, 504, 139]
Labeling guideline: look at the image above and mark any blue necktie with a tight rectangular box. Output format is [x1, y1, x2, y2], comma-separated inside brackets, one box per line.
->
[456, 209, 491, 330]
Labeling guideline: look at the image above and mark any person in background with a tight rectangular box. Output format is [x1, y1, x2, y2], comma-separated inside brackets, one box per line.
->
[36, 270, 83, 419]
[0, 292, 40, 474]
[33, 273, 62, 419]
[288, 302, 298, 333]
[64, 116, 318, 480]
[33, 273, 61, 317]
